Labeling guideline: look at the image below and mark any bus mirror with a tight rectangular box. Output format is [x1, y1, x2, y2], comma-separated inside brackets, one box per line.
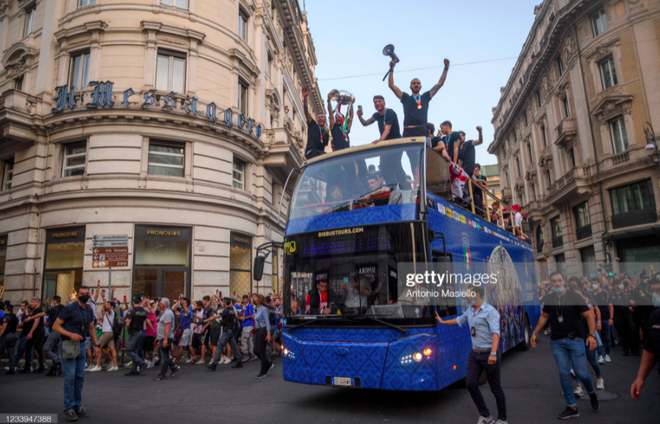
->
[253, 256, 266, 281]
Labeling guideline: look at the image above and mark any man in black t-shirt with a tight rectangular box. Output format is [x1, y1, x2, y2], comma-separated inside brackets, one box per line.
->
[458, 126, 484, 177]
[327, 92, 354, 151]
[436, 121, 462, 163]
[9, 297, 46, 374]
[630, 275, 660, 399]
[592, 278, 613, 363]
[303, 87, 329, 159]
[357, 95, 409, 190]
[531, 271, 600, 419]
[388, 58, 450, 137]
[44, 296, 65, 376]
[0, 304, 18, 364]
[124, 296, 150, 375]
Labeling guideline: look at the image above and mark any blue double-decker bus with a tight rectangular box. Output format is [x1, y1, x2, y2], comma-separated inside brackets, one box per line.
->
[258, 138, 539, 391]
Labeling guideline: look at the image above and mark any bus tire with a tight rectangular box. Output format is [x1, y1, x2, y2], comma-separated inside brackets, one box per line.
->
[517, 315, 531, 351]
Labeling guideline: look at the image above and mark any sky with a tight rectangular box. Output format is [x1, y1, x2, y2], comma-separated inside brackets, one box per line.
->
[303, 0, 541, 165]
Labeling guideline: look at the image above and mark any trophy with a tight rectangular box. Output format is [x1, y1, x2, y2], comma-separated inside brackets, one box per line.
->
[382, 44, 400, 81]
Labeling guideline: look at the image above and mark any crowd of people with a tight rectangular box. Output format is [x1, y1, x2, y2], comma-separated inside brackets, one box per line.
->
[0, 282, 284, 421]
[302, 58, 529, 241]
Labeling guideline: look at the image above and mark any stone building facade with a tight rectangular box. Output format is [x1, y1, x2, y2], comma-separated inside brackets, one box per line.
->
[0, 0, 326, 304]
[489, 0, 660, 281]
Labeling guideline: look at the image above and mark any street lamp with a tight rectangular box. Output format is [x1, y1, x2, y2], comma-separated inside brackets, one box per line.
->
[644, 122, 660, 173]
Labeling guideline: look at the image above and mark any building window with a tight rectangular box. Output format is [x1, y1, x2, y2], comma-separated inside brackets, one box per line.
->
[161, 0, 188, 10]
[591, 8, 608, 37]
[580, 246, 597, 277]
[531, 183, 537, 201]
[562, 96, 571, 118]
[610, 179, 656, 229]
[541, 124, 547, 147]
[24, 6, 36, 37]
[599, 56, 618, 90]
[515, 157, 521, 176]
[523, 113, 528, 128]
[527, 142, 533, 163]
[505, 171, 509, 186]
[238, 79, 248, 115]
[573, 201, 592, 240]
[42, 227, 86, 302]
[79, 0, 96, 8]
[551, 216, 563, 248]
[230, 233, 252, 296]
[569, 147, 576, 168]
[14, 76, 24, 91]
[267, 53, 274, 78]
[62, 142, 87, 177]
[156, 50, 186, 93]
[557, 56, 564, 76]
[148, 142, 184, 177]
[535, 225, 544, 253]
[609, 116, 628, 154]
[238, 8, 249, 41]
[545, 170, 552, 188]
[2, 159, 13, 191]
[233, 158, 245, 190]
[536, 89, 542, 108]
[0, 235, 6, 289]
[69, 52, 91, 91]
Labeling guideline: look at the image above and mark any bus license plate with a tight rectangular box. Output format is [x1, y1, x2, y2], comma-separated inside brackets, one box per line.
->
[332, 377, 353, 386]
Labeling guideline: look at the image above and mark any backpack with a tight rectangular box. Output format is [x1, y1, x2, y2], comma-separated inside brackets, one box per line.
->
[268, 305, 277, 327]
[105, 312, 122, 337]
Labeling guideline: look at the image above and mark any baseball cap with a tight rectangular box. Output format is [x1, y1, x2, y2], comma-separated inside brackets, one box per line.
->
[132, 295, 143, 304]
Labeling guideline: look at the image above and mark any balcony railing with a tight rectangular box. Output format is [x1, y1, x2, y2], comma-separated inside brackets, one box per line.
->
[612, 208, 657, 230]
[575, 225, 592, 240]
[552, 235, 563, 248]
[612, 151, 630, 165]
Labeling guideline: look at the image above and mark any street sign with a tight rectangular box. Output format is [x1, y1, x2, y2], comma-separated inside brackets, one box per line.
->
[93, 260, 129, 268]
[92, 234, 128, 241]
[93, 247, 128, 254]
[93, 254, 129, 261]
[92, 240, 128, 247]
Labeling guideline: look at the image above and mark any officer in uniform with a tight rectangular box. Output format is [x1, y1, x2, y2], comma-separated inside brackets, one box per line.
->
[630, 273, 660, 399]
[632, 272, 654, 346]
[611, 279, 635, 356]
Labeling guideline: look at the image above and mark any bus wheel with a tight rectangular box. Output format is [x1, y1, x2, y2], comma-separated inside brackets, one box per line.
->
[517, 315, 531, 351]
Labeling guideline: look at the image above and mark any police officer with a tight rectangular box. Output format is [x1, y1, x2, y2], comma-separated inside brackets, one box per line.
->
[611, 278, 635, 356]
[206, 297, 244, 371]
[632, 271, 654, 346]
[436, 284, 507, 424]
[630, 273, 660, 399]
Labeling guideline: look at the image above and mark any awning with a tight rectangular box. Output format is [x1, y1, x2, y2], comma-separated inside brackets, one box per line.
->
[601, 225, 660, 241]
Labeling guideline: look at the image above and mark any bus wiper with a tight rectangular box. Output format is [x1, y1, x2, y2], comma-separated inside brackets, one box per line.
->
[342, 315, 408, 334]
[287, 316, 343, 331]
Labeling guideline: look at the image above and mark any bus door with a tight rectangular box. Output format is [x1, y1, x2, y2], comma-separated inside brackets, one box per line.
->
[432, 249, 457, 318]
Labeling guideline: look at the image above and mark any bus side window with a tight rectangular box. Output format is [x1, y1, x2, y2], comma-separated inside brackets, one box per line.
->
[432, 250, 457, 317]
[426, 147, 452, 201]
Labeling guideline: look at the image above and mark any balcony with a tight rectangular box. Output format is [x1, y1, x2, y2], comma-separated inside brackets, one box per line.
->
[546, 166, 590, 205]
[554, 117, 577, 148]
[501, 187, 512, 203]
[262, 127, 305, 177]
[612, 208, 657, 230]
[0, 89, 39, 148]
[576, 225, 592, 241]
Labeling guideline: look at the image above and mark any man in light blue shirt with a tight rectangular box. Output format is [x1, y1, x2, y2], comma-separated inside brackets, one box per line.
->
[437, 284, 507, 424]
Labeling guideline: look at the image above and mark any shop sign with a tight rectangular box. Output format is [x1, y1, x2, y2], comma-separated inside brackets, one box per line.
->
[52, 82, 262, 137]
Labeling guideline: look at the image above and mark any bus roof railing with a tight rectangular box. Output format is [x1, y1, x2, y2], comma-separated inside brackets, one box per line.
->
[304, 137, 427, 166]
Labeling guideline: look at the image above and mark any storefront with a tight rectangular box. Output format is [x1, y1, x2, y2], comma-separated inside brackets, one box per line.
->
[229, 232, 252, 296]
[615, 232, 660, 276]
[133, 225, 191, 300]
[42, 227, 86, 302]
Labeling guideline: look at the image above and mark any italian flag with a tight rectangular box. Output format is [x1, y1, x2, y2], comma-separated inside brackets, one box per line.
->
[464, 247, 471, 264]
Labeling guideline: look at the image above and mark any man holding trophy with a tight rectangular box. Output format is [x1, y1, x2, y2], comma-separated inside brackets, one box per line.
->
[327, 90, 355, 151]
[303, 87, 329, 159]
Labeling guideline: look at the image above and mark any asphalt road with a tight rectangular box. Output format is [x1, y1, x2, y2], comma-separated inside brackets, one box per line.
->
[0, 333, 658, 424]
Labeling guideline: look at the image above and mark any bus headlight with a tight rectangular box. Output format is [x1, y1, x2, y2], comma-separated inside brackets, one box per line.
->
[413, 352, 423, 362]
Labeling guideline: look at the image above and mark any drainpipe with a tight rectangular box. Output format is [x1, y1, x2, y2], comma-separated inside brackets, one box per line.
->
[574, 24, 609, 264]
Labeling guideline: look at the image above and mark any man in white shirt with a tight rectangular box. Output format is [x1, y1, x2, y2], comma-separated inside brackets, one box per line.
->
[341, 273, 372, 310]
[514, 206, 527, 240]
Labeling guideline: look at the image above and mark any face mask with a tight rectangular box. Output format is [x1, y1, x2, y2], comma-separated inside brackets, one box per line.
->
[618, 284, 624, 291]
[78, 294, 90, 303]
[592, 284, 599, 290]
[553, 286, 565, 293]
[467, 299, 476, 307]
[653, 292, 660, 308]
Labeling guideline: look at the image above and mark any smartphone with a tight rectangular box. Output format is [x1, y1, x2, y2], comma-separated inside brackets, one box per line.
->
[102, 289, 105, 294]
[358, 105, 363, 112]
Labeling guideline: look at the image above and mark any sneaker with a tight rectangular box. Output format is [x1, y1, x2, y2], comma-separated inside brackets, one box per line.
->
[598, 355, 605, 364]
[605, 354, 611, 363]
[84, 365, 89, 371]
[557, 407, 579, 420]
[268, 362, 275, 373]
[186, 358, 195, 364]
[126, 361, 132, 367]
[574, 386, 583, 397]
[588, 391, 600, 410]
[146, 361, 155, 369]
[135, 362, 146, 375]
[206, 363, 217, 371]
[194, 359, 205, 365]
[476, 416, 494, 424]
[569, 368, 576, 378]
[154, 373, 167, 381]
[249, 354, 258, 362]
[63, 409, 78, 422]
[107, 366, 119, 372]
[170, 364, 180, 377]
[222, 357, 231, 365]
[87, 365, 102, 372]
[73, 407, 89, 418]
[596, 378, 605, 390]
[256, 372, 267, 379]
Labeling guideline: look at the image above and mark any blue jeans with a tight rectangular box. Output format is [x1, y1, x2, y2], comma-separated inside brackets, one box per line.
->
[158, 338, 176, 376]
[585, 342, 602, 377]
[44, 331, 62, 364]
[596, 321, 611, 357]
[212, 328, 242, 364]
[550, 338, 595, 407]
[60, 341, 86, 412]
[125, 330, 146, 367]
[9, 336, 27, 369]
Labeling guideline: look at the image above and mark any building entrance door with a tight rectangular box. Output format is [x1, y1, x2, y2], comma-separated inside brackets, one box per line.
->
[134, 268, 186, 300]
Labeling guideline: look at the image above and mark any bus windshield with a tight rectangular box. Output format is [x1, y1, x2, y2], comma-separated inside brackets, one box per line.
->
[289, 144, 424, 220]
[283, 223, 441, 326]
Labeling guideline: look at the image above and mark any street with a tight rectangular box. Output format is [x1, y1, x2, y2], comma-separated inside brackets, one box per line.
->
[1, 333, 658, 424]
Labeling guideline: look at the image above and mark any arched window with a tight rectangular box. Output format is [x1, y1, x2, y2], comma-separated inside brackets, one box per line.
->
[536, 225, 544, 253]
